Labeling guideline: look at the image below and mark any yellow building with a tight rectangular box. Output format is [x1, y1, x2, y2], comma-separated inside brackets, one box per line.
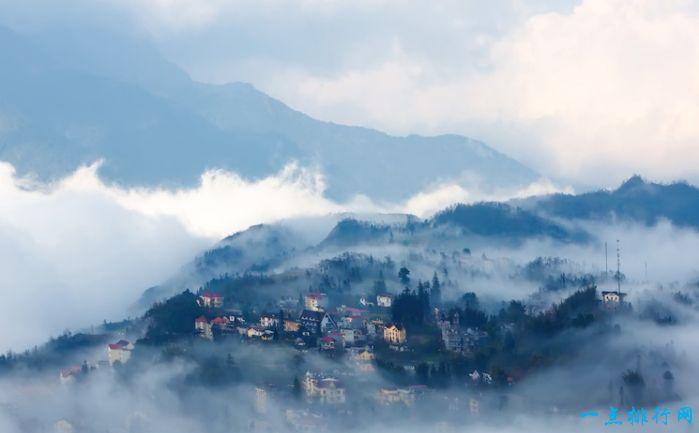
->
[383, 324, 406, 345]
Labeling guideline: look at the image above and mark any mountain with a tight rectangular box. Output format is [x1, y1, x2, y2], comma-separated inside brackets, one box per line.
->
[139, 223, 308, 306]
[0, 26, 539, 201]
[431, 202, 585, 242]
[136, 175, 699, 305]
[523, 176, 699, 229]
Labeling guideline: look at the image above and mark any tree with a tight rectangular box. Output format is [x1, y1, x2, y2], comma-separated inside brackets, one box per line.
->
[293, 376, 302, 400]
[461, 292, 479, 309]
[392, 287, 429, 327]
[373, 276, 387, 297]
[431, 272, 442, 306]
[398, 267, 411, 286]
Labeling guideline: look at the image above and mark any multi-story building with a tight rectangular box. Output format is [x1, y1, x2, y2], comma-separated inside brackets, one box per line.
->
[383, 324, 407, 345]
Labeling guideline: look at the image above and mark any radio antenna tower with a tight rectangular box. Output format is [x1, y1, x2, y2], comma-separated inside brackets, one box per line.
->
[605, 242, 608, 276]
[616, 240, 621, 292]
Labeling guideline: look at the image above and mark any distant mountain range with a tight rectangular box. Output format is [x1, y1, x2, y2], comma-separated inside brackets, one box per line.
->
[140, 175, 699, 304]
[520, 175, 699, 229]
[0, 26, 538, 201]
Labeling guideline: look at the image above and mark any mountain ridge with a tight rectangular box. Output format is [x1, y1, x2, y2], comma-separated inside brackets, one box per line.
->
[0, 26, 539, 201]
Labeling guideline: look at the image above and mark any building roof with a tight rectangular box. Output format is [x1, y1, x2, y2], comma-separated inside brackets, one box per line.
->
[300, 309, 325, 321]
[201, 291, 223, 299]
[601, 290, 627, 296]
[195, 315, 208, 323]
[305, 292, 326, 299]
[108, 340, 131, 350]
[385, 323, 405, 331]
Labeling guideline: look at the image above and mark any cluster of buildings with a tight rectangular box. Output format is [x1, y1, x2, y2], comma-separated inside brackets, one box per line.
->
[437, 313, 487, 354]
[194, 292, 409, 352]
[59, 339, 135, 385]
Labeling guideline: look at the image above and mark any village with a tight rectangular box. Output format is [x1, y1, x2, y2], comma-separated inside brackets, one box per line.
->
[53, 280, 633, 432]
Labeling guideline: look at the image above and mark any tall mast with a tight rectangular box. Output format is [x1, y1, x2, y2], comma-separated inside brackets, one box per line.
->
[605, 242, 608, 276]
[616, 240, 621, 292]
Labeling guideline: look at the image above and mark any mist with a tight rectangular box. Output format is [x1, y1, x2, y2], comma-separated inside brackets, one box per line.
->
[0, 159, 570, 352]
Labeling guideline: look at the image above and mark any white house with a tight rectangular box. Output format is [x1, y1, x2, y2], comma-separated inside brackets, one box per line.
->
[259, 313, 279, 329]
[107, 340, 134, 366]
[302, 372, 345, 405]
[376, 294, 393, 308]
[60, 366, 82, 385]
[199, 292, 224, 308]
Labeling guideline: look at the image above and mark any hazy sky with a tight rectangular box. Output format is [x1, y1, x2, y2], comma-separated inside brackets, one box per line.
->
[2, 0, 698, 187]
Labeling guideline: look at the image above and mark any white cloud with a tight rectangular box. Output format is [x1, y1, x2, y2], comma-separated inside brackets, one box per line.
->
[400, 178, 570, 217]
[0, 160, 567, 351]
[222, 0, 699, 188]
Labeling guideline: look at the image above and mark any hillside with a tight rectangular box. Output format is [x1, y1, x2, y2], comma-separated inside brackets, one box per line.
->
[523, 176, 699, 229]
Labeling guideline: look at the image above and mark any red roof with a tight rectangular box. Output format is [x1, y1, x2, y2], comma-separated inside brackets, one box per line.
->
[210, 317, 228, 325]
[201, 292, 222, 299]
[320, 336, 335, 343]
[108, 340, 131, 350]
[306, 292, 325, 299]
[195, 316, 208, 323]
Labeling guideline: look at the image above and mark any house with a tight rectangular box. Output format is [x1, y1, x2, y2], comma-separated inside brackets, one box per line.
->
[247, 326, 266, 338]
[199, 292, 224, 308]
[60, 366, 82, 385]
[53, 419, 75, 433]
[299, 310, 337, 335]
[304, 292, 327, 312]
[439, 318, 487, 354]
[351, 346, 375, 362]
[383, 324, 407, 345]
[376, 293, 394, 308]
[302, 372, 345, 405]
[359, 296, 374, 307]
[284, 319, 301, 333]
[255, 384, 282, 415]
[469, 397, 480, 414]
[255, 386, 269, 415]
[225, 309, 245, 324]
[339, 328, 365, 347]
[602, 290, 628, 309]
[319, 335, 337, 351]
[259, 313, 279, 329]
[107, 340, 134, 366]
[195, 316, 213, 339]
[365, 319, 384, 338]
[377, 387, 417, 406]
[316, 377, 346, 405]
[469, 370, 493, 385]
[210, 316, 230, 327]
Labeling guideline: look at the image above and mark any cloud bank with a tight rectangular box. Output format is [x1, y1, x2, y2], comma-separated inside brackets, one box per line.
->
[0, 160, 566, 352]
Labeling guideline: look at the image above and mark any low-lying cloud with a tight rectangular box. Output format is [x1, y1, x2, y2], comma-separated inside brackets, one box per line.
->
[3, 157, 698, 353]
[0, 160, 567, 352]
